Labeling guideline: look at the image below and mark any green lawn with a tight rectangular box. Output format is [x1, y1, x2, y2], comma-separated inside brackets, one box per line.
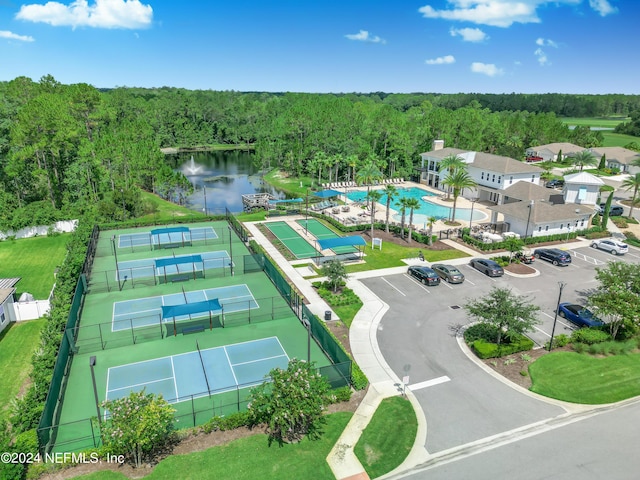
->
[67, 412, 352, 480]
[354, 396, 417, 479]
[601, 131, 640, 148]
[562, 117, 629, 129]
[0, 234, 70, 299]
[0, 320, 45, 420]
[346, 241, 468, 273]
[529, 351, 640, 404]
[137, 191, 208, 223]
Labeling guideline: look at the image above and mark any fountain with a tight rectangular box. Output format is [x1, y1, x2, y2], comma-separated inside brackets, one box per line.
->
[182, 155, 203, 176]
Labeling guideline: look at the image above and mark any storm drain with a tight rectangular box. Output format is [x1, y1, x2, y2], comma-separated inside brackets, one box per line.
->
[450, 305, 461, 310]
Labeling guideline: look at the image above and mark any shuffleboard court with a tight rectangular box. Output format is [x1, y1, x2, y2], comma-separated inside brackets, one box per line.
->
[118, 227, 218, 248]
[106, 337, 289, 404]
[116, 251, 231, 280]
[112, 284, 258, 331]
[296, 218, 358, 254]
[264, 221, 319, 259]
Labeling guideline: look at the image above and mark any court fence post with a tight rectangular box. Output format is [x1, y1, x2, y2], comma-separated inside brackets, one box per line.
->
[159, 314, 164, 339]
[130, 318, 136, 345]
[98, 323, 105, 350]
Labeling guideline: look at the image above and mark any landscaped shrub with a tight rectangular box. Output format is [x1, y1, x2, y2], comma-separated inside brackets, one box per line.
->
[571, 328, 611, 345]
[464, 323, 501, 344]
[545, 333, 570, 350]
[333, 386, 353, 403]
[470, 335, 534, 359]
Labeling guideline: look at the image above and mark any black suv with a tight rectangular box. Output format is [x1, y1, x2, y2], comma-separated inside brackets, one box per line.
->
[598, 204, 624, 216]
[545, 179, 564, 188]
[407, 266, 441, 286]
[533, 248, 572, 266]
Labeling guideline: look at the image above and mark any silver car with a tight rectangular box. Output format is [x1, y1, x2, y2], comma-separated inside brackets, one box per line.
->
[590, 238, 629, 255]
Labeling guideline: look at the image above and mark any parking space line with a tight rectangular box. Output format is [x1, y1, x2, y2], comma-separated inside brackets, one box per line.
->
[465, 279, 476, 286]
[403, 274, 431, 294]
[408, 375, 451, 391]
[381, 277, 406, 296]
[541, 311, 577, 331]
[532, 325, 551, 337]
[440, 280, 453, 289]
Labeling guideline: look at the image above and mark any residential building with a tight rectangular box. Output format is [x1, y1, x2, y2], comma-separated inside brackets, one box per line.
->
[588, 146, 640, 174]
[0, 278, 19, 335]
[525, 142, 584, 162]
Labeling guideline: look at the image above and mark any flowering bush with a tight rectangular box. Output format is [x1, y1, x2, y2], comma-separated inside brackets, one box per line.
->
[248, 359, 334, 445]
[100, 390, 176, 467]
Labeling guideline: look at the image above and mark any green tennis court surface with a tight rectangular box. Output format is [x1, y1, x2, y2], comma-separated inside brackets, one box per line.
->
[296, 218, 358, 254]
[106, 337, 289, 404]
[264, 221, 319, 259]
[118, 227, 218, 248]
[112, 284, 257, 331]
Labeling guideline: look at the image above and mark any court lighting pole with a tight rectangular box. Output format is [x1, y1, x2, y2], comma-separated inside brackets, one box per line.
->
[228, 225, 234, 276]
[548, 281, 566, 352]
[89, 356, 101, 425]
[302, 317, 311, 363]
[203, 186, 208, 216]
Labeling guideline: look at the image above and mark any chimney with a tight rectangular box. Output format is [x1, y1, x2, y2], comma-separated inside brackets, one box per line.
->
[433, 139, 444, 151]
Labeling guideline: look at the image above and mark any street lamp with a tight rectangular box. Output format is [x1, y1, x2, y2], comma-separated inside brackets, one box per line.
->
[89, 356, 101, 425]
[227, 225, 234, 276]
[305, 189, 309, 236]
[203, 185, 208, 216]
[469, 197, 479, 230]
[302, 316, 311, 363]
[524, 200, 534, 239]
[548, 281, 567, 352]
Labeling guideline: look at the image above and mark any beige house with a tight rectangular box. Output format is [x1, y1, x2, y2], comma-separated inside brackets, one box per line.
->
[588, 146, 640, 174]
[526, 142, 584, 162]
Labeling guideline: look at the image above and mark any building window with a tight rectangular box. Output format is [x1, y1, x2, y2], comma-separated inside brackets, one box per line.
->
[531, 175, 535, 182]
[498, 176, 501, 184]
[481, 172, 484, 180]
[509, 176, 513, 185]
[545, 225, 549, 231]
[538, 226, 542, 232]
[581, 219, 585, 227]
[560, 224, 564, 229]
[492, 174, 495, 182]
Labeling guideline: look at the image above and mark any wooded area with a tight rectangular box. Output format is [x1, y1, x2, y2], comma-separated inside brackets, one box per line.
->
[1, 75, 639, 230]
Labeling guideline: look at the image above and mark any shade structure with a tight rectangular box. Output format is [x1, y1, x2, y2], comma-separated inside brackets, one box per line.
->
[150, 226, 190, 236]
[269, 198, 303, 204]
[317, 236, 366, 251]
[161, 299, 222, 319]
[155, 255, 204, 269]
[313, 189, 341, 198]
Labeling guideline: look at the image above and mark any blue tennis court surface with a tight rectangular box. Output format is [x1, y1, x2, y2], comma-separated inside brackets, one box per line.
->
[116, 251, 231, 280]
[105, 337, 289, 403]
[112, 284, 257, 331]
[118, 227, 218, 248]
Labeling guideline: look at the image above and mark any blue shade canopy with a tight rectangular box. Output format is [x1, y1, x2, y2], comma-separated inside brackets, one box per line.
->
[313, 189, 341, 198]
[155, 255, 203, 269]
[317, 236, 366, 250]
[151, 226, 190, 235]
[161, 299, 222, 319]
[268, 198, 304, 204]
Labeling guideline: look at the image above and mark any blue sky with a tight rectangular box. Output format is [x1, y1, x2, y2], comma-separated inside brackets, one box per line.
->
[0, 0, 637, 94]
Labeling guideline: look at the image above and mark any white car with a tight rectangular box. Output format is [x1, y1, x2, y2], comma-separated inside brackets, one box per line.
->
[590, 238, 629, 255]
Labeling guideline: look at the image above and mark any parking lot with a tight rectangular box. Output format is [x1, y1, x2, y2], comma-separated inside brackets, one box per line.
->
[361, 241, 640, 454]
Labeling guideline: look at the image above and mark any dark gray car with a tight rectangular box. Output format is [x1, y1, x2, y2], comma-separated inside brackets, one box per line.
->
[431, 264, 465, 283]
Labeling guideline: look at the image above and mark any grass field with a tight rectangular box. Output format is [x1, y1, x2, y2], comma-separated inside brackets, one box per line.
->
[0, 234, 70, 299]
[137, 191, 208, 223]
[529, 351, 640, 404]
[0, 319, 45, 420]
[65, 412, 352, 479]
[601, 131, 640, 148]
[562, 117, 629, 128]
[354, 396, 417, 479]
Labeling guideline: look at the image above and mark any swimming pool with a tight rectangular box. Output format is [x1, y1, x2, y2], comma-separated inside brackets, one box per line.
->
[345, 187, 484, 224]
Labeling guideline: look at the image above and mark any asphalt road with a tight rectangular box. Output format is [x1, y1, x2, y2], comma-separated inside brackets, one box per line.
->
[362, 243, 640, 478]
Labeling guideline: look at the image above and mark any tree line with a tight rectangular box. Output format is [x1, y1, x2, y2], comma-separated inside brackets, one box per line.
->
[1, 75, 639, 229]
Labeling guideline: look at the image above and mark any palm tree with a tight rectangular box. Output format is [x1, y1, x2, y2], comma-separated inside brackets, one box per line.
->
[355, 160, 383, 199]
[396, 197, 410, 240]
[313, 151, 329, 186]
[405, 197, 421, 244]
[382, 184, 398, 233]
[438, 154, 466, 200]
[571, 150, 598, 172]
[346, 154, 358, 185]
[366, 190, 383, 239]
[426, 215, 437, 246]
[443, 170, 477, 223]
[622, 172, 640, 218]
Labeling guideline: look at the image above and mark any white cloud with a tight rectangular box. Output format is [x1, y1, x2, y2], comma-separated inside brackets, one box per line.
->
[536, 37, 558, 47]
[534, 47, 549, 65]
[589, 0, 617, 16]
[417, 1, 614, 28]
[450, 27, 488, 42]
[0, 30, 35, 42]
[425, 55, 456, 65]
[16, 0, 153, 29]
[345, 30, 386, 44]
[470, 62, 504, 76]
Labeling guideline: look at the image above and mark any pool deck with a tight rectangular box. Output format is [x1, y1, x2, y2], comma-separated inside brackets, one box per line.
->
[323, 181, 492, 233]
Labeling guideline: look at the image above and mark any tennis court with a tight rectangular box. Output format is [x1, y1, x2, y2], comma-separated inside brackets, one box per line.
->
[296, 218, 358, 254]
[106, 337, 289, 404]
[112, 284, 257, 331]
[264, 221, 319, 259]
[116, 251, 231, 280]
[118, 226, 218, 248]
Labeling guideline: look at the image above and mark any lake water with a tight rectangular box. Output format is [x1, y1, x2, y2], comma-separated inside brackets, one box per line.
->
[167, 150, 287, 214]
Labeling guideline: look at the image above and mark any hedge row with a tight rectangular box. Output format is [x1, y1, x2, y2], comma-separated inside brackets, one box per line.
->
[461, 226, 606, 252]
[470, 335, 534, 359]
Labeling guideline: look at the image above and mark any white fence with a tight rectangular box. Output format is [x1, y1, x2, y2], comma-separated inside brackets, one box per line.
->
[13, 300, 51, 321]
[0, 219, 78, 240]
